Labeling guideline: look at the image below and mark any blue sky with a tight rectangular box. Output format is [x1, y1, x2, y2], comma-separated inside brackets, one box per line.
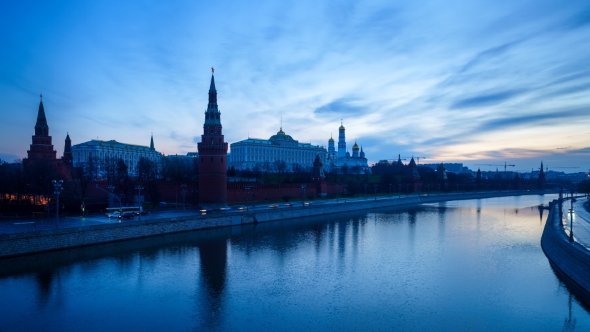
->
[1, 0, 590, 173]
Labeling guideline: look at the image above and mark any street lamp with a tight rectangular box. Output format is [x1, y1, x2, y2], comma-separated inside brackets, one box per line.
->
[181, 184, 187, 211]
[135, 185, 144, 220]
[569, 188, 575, 242]
[245, 185, 251, 211]
[373, 184, 377, 201]
[301, 184, 306, 206]
[343, 184, 348, 203]
[335, 183, 339, 202]
[52, 180, 63, 228]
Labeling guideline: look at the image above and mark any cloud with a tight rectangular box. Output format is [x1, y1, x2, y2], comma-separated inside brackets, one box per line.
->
[314, 98, 364, 115]
[450, 89, 526, 110]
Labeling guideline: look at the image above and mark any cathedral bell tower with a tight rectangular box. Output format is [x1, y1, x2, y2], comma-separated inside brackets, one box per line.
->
[198, 68, 228, 207]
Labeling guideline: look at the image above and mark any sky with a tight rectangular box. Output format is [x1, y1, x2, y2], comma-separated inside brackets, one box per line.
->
[1, 0, 589, 173]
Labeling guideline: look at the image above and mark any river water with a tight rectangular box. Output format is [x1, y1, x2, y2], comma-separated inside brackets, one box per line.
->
[1, 194, 589, 331]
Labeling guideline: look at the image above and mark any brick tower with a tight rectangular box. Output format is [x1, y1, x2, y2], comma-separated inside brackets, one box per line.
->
[62, 133, 73, 166]
[198, 69, 228, 208]
[27, 94, 57, 161]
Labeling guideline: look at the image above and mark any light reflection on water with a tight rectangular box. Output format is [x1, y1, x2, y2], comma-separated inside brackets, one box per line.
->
[1, 194, 589, 331]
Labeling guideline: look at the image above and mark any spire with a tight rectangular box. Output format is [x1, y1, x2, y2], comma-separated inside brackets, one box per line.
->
[35, 96, 49, 136]
[209, 71, 216, 93]
[63, 132, 73, 165]
[150, 133, 155, 150]
[205, 69, 221, 125]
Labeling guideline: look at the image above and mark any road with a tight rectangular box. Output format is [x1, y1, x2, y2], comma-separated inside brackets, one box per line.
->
[567, 198, 590, 250]
[1, 190, 550, 235]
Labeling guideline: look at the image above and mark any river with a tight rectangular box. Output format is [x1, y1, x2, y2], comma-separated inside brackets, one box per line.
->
[1, 194, 589, 331]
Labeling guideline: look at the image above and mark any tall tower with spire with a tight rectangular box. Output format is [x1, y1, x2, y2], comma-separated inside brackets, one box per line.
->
[150, 134, 155, 150]
[27, 94, 57, 161]
[198, 69, 228, 207]
[337, 121, 346, 158]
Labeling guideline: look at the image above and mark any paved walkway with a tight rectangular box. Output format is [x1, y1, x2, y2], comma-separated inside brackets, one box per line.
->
[567, 198, 590, 250]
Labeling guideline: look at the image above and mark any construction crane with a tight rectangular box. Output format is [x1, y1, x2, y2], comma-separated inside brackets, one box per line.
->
[474, 162, 515, 179]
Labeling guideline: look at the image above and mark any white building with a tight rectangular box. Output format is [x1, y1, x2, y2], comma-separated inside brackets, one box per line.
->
[228, 127, 327, 171]
[71, 135, 162, 175]
[325, 122, 370, 174]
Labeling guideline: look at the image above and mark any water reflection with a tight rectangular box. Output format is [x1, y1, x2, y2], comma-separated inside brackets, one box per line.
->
[197, 239, 227, 329]
[2, 194, 590, 331]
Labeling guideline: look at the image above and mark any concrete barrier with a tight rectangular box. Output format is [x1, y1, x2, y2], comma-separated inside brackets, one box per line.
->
[0, 190, 551, 258]
[541, 199, 590, 303]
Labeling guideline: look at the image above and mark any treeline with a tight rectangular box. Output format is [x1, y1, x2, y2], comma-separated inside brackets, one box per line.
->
[0, 156, 200, 214]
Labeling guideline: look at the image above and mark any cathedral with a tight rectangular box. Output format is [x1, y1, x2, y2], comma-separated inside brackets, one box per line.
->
[325, 121, 370, 174]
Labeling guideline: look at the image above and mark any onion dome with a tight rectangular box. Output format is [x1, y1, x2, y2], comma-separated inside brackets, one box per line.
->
[339, 120, 345, 131]
[329, 134, 334, 142]
[352, 141, 359, 150]
[346, 151, 351, 158]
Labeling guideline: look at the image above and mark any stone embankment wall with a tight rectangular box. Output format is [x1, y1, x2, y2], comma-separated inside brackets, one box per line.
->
[1, 190, 550, 258]
[541, 199, 590, 302]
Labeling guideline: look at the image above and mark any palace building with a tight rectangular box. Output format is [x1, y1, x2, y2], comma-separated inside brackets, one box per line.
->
[228, 127, 327, 172]
[71, 135, 162, 176]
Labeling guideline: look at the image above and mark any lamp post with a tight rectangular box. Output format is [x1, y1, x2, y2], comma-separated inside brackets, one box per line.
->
[364, 183, 368, 199]
[245, 185, 251, 211]
[108, 185, 115, 209]
[301, 184, 306, 206]
[569, 188, 575, 242]
[373, 184, 377, 201]
[335, 183, 339, 202]
[52, 180, 63, 228]
[344, 184, 348, 203]
[181, 184, 187, 211]
[135, 185, 144, 220]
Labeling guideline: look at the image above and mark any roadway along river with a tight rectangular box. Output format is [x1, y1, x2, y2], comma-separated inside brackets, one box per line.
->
[1, 194, 589, 331]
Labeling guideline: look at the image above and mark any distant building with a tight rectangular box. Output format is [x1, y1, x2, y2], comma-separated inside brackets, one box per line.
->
[71, 135, 162, 175]
[228, 127, 327, 172]
[325, 121, 370, 174]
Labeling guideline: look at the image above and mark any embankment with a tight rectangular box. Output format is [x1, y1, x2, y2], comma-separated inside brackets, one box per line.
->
[541, 199, 590, 303]
[1, 190, 550, 258]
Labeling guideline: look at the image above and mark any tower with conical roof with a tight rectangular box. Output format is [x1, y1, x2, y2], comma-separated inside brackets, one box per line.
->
[407, 157, 422, 192]
[62, 133, 73, 165]
[198, 69, 228, 207]
[27, 94, 57, 161]
[337, 121, 346, 158]
[150, 134, 155, 150]
[360, 146, 365, 159]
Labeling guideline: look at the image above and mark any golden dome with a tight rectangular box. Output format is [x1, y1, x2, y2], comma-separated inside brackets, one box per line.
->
[352, 141, 359, 150]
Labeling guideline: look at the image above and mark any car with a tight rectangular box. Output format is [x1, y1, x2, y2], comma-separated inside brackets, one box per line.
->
[220, 207, 232, 211]
[106, 212, 121, 218]
[304, 202, 311, 206]
[119, 212, 135, 219]
[268, 204, 279, 208]
[284, 203, 293, 207]
[236, 206, 248, 210]
[133, 211, 150, 216]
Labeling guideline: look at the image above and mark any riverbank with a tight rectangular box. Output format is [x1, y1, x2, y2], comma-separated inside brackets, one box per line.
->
[541, 198, 590, 304]
[1, 190, 552, 258]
